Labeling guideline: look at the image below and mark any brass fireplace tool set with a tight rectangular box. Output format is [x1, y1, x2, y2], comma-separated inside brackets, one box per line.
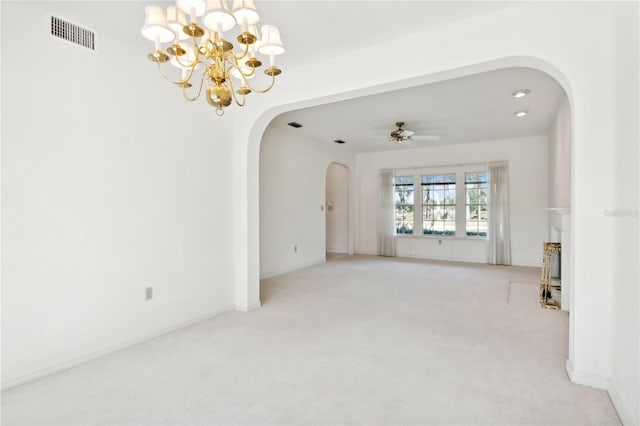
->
[540, 242, 561, 309]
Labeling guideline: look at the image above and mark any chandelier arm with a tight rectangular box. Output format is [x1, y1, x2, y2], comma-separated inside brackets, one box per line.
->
[154, 61, 184, 85]
[232, 42, 250, 61]
[173, 56, 199, 69]
[155, 60, 202, 86]
[173, 36, 203, 69]
[228, 53, 255, 79]
[182, 70, 207, 102]
[227, 77, 246, 107]
[182, 63, 201, 82]
[243, 73, 277, 94]
[241, 65, 256, 79]
[203, 38, 215, 57]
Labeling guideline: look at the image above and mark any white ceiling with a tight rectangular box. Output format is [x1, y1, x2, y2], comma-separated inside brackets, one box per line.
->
[257, 1, 522, 72]
[271, 67, 566, 153]
[128, 1, 565, 150]
[254, 2, 565, 153]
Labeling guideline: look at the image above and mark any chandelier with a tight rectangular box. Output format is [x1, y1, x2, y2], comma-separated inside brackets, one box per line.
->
[141, 0, 285, 116]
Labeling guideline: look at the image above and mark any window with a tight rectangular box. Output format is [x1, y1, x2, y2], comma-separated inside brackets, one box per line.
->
[394, 176, 414, 234]
[422, 174, 456, 236]
[390, 165, 489, 238]
[465, 172, 488, 237]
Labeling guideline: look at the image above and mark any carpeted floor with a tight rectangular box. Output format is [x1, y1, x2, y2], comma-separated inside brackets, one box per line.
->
[1, 255, 620, 425]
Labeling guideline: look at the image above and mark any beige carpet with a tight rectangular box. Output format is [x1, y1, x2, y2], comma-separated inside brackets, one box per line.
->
[1, 255, 620, 425]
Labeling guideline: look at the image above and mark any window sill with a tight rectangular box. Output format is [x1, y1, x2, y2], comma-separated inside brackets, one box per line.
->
[395, 234, 487, 241]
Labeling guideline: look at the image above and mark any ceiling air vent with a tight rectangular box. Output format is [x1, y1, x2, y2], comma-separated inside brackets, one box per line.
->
[50, 16, 96, 51]
[334, 139, 346, 144]
[287, 122, 303, 128]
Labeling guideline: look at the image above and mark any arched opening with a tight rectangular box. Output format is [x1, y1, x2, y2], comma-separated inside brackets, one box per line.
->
[325, 163, 350, 261]
[247, 58, 574, 308]
[244, 57, 586, 386]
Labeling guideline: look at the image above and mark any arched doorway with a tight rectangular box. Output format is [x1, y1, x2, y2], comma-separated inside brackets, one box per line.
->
[241, 56, 601, 386]
[244, 57, 576, 313]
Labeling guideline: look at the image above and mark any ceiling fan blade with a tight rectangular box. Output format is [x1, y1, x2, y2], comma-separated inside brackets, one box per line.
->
[410, 135, 440, 141]
[399, 129, 415, 137]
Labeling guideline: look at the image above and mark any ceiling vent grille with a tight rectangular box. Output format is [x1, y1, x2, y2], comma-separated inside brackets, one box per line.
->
[50, 16, 96, 51]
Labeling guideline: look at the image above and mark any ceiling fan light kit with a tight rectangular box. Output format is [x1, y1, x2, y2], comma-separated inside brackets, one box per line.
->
[141, 0, 285, 116]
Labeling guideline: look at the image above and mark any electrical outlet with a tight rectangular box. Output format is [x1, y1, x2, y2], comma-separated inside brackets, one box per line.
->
[438, 239, 442, 245]
[145, 287, 153, 300]
[294, 245, 298, 253]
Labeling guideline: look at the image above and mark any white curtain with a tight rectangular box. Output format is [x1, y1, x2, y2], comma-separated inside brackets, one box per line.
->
[378, 169, 396, 257]
[488, 161, 511, 265]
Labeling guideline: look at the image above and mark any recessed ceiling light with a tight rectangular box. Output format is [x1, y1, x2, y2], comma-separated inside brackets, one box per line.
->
[287, 122, 303, 128]
[514, 110, 529, 118]
[512, 89, 531, 98]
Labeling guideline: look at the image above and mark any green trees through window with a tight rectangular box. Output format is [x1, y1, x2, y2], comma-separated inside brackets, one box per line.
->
[465, 173, 488, 237]
[422, 175, 456, 236]
[393, 176, 414, 234]
[392, 170, 488, 238]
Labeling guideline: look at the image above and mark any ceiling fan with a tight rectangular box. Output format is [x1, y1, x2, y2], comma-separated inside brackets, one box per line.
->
[388, 121, 440, 144]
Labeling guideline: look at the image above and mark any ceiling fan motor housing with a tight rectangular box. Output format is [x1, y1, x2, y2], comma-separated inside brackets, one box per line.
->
[390, 121, 414, 141]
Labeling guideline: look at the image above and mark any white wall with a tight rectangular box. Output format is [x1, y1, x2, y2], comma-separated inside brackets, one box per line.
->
[259, 126, 354, 279]
[355, 136, 548, 267]
[548, 97, 571, 209]
[325, 163, 350, 253]
[609, 3, 640, 424]
[1, 2, 237, 389]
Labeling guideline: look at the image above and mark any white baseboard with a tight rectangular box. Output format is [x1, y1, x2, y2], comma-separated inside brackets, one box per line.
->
[565, 359, 638, 424]
[1, 305, 236, 391]
[608, 379, 638, 426]
[355, 250, 378, 256]
[260, 256, 327, 280]
[565, 358, 609, 389]
[235, 301, 262, 312]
